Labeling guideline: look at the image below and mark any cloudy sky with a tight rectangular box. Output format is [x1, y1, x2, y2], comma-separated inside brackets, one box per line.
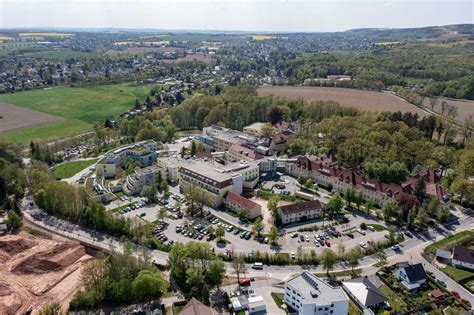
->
[0, 0, 472, 32]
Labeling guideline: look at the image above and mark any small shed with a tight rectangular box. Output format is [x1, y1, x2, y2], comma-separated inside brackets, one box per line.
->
[436, 249, 451, 260]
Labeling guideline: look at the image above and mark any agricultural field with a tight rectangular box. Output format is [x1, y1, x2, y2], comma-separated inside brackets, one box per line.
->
[19, 32, 74, 38]
[0, 84, 151, 145]
[258, 86, 427, 115]
[0, 102, 63, 133]
[251, 35, 275, 40]
[422, 97, 474, 121]
[0, 42, 40, 56]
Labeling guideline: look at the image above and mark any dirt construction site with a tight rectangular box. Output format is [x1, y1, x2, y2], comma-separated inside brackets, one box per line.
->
[0, 232, 94, 314]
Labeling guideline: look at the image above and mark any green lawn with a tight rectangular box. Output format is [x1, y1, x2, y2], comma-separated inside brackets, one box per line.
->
[52, 159, 97, 180]
[348, 300, 362, 315]
[443, 265, 474, 282]
[0, 83, 151, 145]
[379, 285, 407, 312]
[367, 223, 393, 232]
[425, 230, 474, 254]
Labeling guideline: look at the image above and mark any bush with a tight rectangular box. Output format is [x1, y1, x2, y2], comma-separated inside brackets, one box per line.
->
[360, 222, 367, 230]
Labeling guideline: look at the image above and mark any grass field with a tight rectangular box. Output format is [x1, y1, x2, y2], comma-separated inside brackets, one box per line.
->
[52, 159, 97, 180]
[0, 84, 151, 145]
[425, 230, 474, 254]
[258, 86, 427, 116]
[251, 35, 275, 40]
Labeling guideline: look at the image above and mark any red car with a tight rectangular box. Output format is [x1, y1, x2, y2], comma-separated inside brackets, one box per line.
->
[325, 240, 331, 247]
[239, 278, 251, 286]
[451, 290, 460, 299]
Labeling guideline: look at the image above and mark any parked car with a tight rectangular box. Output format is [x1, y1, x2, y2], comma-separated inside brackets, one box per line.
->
[357, 228, 366, 235]
[291, 232, 298, 238]
[360, 242, 367, 248]
[367, 225, 375, 232]
[437, 279, 447, 287]
[451, 290, 461, 299]
[391, 244, 400, 251]
[290, 252, 296, 259]
[325, 240, 331, 247]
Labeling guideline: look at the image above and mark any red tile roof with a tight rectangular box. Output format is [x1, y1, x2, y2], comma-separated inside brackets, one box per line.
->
[225, 191, 261, 212]
[179, 297, 216, 315]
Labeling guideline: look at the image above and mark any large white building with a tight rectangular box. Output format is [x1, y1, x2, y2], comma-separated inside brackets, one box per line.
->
[178, 159, 259, 207]
[284, 271, 349, 315]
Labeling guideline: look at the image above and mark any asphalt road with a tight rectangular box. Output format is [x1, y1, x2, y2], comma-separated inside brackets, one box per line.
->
[21, 193, 474, 305]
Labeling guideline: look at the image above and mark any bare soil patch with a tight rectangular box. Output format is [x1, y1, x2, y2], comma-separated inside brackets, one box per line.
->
[0, 232, 93, 313]
[422, 97, 474, 121]
[258, 86, 427, 116]
[12, 242, 86, 275]
[0, 102, 63, 133]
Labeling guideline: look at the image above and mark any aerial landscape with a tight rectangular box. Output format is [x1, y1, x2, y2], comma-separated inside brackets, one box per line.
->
[0, 0, 473, 314]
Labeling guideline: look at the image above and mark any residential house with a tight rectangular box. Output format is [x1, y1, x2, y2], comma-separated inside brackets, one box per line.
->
[284, 271, 349, 315]
[452, 246, 474, 271]
[342, 276, 388, 311]
[395, 263, 427, 291]
[278, 200, 323, 225]
[178, 297, 217, 315]
[224, 191, 262, 219]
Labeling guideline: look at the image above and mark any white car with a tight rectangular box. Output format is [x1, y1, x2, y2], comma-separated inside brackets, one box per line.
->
[359, 242, 367, 248]
[367, 225, 375, 231]
[357, 229, 366, 235]
[290, 252, 296, 259]
[305, 235, 310, 242]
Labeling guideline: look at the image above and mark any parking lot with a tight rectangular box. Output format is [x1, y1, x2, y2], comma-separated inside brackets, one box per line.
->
[106, 189, 396, 257]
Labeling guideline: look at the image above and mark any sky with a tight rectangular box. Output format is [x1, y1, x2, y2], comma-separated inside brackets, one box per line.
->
[0, 0, 472, 32]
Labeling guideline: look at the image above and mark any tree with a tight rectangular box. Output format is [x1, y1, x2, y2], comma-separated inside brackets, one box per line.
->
[190, 141, 197, 157]
[346, 250, 360, 275]
[186, 266, 205, 298]
[160, 180, 169, 195]
[414, 177, 426, 201]
[344, 187, 356, 205]
[327, 194, 344, 218]
[268, 107, 283, 125]
[157, 207, 167, 223]
[382, 200, 399, 222]
[132, 270, 166, 301]
[268, 226, 280, 245]
[207, 225, 215, 236]
[364, 199, 374, 217]
[215, 226, 225, 241]
[252, 217, 264, 237]
[207, 259, 226, 288]
[6, 209, 22, 231]
[451, 178, 474, 204]
[320, 249, 337, 276]
[141, 185, 157, 203]
[337, 238, 346, 261]
[39, 302, 63, 315]
[237, 207, 249, 222]
[354, 190, 364, 210]
[232, 255, 247, 286]
[261, 123, 274, 138]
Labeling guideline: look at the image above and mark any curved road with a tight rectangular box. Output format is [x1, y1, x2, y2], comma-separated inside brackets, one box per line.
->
[21, 195, 474, 305]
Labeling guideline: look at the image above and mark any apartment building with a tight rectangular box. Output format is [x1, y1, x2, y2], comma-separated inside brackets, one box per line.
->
[97, 140, 158, 178]
[123, 164, 165, 196]
[287, 155, 445, 206]
[284, 271, 349, 315]
[202, 125, 256, 151]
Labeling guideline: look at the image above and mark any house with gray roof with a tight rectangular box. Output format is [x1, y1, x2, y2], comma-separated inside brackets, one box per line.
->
[342, 276, 388, 311]
[284, 271, 349, 315]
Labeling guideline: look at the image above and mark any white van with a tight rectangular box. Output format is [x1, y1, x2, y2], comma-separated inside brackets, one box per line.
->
[252, 262, 264, 269]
